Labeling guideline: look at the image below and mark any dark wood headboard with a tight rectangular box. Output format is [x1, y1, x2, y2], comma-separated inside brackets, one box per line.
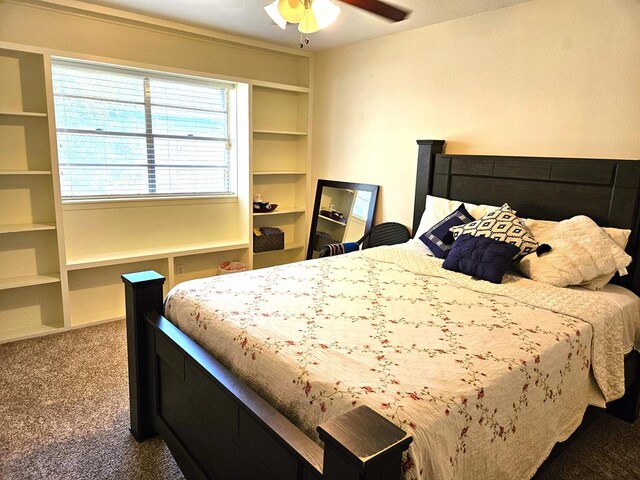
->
[413, 140, 640, 294]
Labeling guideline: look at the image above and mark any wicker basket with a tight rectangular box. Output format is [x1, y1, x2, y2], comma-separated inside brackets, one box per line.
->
[217, 261, 247, 275]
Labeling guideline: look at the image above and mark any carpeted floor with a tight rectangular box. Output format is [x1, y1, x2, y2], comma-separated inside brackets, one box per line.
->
[0, 320, 183, 480]
[0, 320, 638, 480]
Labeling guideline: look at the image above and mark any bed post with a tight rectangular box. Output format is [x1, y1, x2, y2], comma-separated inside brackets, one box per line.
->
[318, 405, 413, 480]
[121, 270, 165, 442]
[413, 139, 446, 235]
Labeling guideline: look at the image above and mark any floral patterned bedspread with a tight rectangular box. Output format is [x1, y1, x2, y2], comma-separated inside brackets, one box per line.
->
[164, 244, 626, 480]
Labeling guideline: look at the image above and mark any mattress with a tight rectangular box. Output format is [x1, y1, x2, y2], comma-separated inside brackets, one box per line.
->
[165, 244, 634, 480]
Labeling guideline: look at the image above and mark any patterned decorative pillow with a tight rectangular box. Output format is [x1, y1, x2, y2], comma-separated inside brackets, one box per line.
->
[418, 204, 475, 258]
[449, 203, 538, 258]
[442, 234, 520, 284]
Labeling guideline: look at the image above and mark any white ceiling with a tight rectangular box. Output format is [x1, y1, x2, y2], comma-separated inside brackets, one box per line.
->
[79, 0, 534, 51]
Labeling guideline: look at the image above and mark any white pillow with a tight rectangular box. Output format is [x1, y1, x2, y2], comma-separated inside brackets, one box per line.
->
[524, 218, 631, 249]
[413, 195, 500, 241]
[524, 218, 631, 289]
[518, 215, 632, 288]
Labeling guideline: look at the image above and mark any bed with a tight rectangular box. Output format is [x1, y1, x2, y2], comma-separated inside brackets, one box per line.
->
[122, 140, 640, 480]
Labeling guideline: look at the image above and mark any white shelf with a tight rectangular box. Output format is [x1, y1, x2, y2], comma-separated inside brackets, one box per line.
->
[67, 240, 250, 270]
[253, 242, 305, 255]
[0, 273, 61, 291]
[253, 129, 307, 136]
[252, 82, 310, 93]
[0, 324, 62, 344]
[0, 110, 47, 117]
[253, 207, 305, 216]
[0, 170, 52, 175]
[253, 171, 306, 176]
[319, 214, 347, 226]
[0, 223, 56, 234]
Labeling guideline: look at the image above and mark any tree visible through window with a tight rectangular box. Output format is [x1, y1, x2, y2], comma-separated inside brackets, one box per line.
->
[52, 59, 237, 200]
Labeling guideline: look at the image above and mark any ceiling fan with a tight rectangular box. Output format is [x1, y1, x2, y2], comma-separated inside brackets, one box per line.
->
[265, 0, 410, 47]
[339, 0, 410, 22]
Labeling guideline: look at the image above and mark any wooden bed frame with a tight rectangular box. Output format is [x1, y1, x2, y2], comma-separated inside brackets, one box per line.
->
[123, 140, 640, 480]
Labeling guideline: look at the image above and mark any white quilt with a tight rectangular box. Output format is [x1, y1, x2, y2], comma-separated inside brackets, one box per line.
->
[164, 244, 626, 480]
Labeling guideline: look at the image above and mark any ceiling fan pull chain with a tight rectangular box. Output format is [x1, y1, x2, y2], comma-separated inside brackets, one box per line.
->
[299, 29, 310, 49]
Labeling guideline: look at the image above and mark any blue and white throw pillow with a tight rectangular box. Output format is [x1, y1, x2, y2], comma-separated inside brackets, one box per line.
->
[419, 204, 475, 258]
[449, 203, 538, 258]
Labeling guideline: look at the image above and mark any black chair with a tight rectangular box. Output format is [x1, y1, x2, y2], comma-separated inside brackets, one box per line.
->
[319, 222, 410, 258]
[360, 222, 411, 249]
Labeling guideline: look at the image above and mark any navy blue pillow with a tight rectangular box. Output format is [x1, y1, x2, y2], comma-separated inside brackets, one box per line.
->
[442, 234, 520, 284]
[419, 204, 475, 259]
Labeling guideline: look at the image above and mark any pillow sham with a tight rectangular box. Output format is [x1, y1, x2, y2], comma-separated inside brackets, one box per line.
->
[442, 234, 520, 284]
[524, 218, 631, 250]
[523, 217, 631, 290]
[518, 215, 632, 288]
[413, 195, 500, 241]
[418, 204, 475, 258]
[449, 204, 538, 258]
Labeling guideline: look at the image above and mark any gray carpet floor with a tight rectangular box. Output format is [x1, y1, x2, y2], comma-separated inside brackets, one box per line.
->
[0, 319, 638, 479]
[0, 320, 183, 480]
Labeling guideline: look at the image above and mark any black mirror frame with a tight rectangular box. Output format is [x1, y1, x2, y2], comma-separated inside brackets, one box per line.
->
[306, 179, 379, 260]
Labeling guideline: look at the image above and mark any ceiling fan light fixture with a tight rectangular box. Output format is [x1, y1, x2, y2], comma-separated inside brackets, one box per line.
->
[312, 0, 340, 29]
[264, 1, 287, 29]
[278, 0, 305, 23]
[298, 6, 320, 34]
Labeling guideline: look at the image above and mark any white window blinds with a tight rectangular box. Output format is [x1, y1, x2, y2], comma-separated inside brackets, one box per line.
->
[52, 58, 236, 200]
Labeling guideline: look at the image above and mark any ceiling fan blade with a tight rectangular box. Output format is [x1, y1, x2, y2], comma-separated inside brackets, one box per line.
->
[339, 0, 410, 22]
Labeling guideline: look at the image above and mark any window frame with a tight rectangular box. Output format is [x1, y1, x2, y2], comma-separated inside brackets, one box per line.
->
[51, 57, 239, 203]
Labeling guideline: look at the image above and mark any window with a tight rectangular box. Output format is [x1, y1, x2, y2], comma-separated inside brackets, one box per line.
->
[352, 190, 372, 220]
[51, 58, 237, 200]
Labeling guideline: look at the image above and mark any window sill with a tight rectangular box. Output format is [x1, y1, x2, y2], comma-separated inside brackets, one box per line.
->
[62, 194, 239, 211]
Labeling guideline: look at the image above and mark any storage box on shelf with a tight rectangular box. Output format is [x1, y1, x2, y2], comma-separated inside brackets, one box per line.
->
[251, 83, 310, 269]
[0, 45, 66, 343]
[253, 227, 285, 253]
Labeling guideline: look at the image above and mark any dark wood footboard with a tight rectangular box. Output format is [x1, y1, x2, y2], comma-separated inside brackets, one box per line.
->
[122, 271, 412, 480]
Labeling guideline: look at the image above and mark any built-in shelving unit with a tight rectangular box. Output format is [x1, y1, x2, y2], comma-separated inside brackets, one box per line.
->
[0, 44, 66, 342]
[0, 40, 312, 343]
[251, 84, 310, 269]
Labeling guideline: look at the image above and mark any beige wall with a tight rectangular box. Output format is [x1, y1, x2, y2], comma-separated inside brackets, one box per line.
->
[312, 0, 640, 229]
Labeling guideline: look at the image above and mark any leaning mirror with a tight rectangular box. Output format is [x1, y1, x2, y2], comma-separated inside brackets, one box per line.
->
[307, 180, 379, 260]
